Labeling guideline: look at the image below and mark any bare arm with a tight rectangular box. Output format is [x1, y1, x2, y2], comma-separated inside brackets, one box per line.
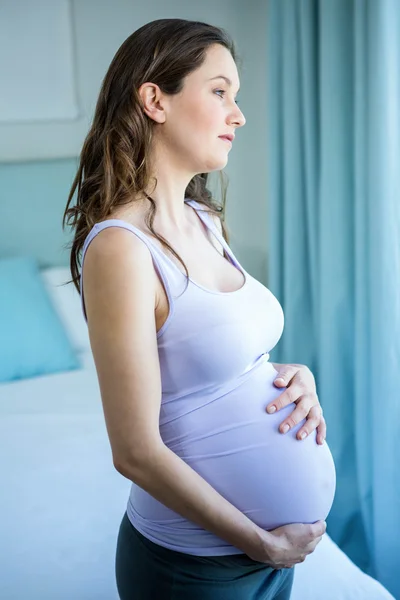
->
[82, 227, 268, 557]
[120, 438, 268, 555]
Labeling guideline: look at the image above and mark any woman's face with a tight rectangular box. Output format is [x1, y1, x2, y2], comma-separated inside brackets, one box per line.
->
[155, 44, 246, 174]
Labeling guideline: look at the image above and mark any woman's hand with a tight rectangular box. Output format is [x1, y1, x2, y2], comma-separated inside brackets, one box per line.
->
[266, 363, 326, 445]
[248, 521, 327, 568]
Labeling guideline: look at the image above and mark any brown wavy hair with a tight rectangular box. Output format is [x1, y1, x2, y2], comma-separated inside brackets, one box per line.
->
[62, 18, 242, 295]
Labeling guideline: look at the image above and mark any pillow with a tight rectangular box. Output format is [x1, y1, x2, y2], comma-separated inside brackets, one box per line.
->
[0, 256, 80, 383]
[40, 266, 90, 353]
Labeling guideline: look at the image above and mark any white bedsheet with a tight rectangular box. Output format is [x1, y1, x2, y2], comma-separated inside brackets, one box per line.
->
[1, 349, 394, 599]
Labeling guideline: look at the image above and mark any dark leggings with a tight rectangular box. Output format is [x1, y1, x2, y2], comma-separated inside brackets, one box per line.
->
[115, 511, 295, 600]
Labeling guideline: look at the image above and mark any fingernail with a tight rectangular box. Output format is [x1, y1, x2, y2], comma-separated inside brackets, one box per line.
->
[267, 405, 276, 413]
[282, 424, 290, 433]
[300, 432, 307, 439]
[275, 378, 285, 385]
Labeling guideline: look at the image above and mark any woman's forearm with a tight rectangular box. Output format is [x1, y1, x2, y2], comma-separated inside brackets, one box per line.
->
[116, 442, 270, 557]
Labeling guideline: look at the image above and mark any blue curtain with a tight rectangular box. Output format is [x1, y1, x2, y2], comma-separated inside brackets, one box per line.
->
[266, 1, 400, 597]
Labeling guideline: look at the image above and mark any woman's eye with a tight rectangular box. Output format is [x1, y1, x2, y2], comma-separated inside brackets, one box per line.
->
[214, 89, 240, 105]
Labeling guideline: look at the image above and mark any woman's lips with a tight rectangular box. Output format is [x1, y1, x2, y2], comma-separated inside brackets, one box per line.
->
[219, 136, 233, 146]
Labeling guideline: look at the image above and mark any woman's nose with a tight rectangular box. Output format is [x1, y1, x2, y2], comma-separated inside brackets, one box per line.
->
[231, 106, 246, 128]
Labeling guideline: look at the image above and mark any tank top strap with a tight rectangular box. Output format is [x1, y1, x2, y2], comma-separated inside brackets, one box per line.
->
[79, 219, 176, 327]
[184, 199, 242, 270]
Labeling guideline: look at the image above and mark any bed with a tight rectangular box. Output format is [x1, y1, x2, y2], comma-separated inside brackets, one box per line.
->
[0, 263, 395, 600]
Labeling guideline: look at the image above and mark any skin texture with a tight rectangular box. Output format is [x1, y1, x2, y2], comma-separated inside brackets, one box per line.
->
[136, 43, 246, 235]
[269, 363, 326, 444]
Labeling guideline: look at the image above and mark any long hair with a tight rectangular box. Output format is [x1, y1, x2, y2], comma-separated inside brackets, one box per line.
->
[62, 18, 241, 294]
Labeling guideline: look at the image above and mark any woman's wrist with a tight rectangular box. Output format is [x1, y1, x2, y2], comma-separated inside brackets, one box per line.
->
[244, 525, 275, 562]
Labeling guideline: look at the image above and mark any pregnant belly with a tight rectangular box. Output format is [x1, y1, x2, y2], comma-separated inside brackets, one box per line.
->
[161, 359, 336, 531]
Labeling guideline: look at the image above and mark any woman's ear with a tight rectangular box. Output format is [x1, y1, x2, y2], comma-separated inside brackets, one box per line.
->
[138, 82, 166, 124]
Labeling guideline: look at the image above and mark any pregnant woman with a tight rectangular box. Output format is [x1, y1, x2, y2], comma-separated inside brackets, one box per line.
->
[64, 18, 336, 600]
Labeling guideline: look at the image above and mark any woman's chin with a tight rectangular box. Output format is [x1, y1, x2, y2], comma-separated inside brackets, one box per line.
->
[203, 156, 229, 172]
